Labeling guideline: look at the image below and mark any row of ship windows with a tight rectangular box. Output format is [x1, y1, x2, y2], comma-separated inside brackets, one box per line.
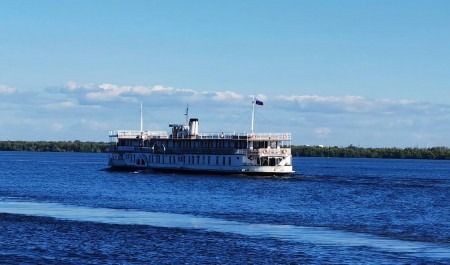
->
[121, 139, 279, 149]
[127, 154, 238, 166]
[120, 140, 249, 149]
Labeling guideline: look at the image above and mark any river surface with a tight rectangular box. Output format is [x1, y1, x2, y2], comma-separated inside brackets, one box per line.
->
[0, 152, 449, 264]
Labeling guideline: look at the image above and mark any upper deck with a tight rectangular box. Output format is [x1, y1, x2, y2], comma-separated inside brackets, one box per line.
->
[109, 130, 169, 139]
[109, 130, 291, 142]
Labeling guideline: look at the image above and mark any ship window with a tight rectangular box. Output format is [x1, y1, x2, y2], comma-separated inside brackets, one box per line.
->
[197, 156, 200, 164]
[203, 156, 205, 164]
[208, 156, 210, 165]
[222, 156, 225, 165]
[269, 158, 276, 166]
[228, 157, 231, 165]
[216, 156, 219, 165]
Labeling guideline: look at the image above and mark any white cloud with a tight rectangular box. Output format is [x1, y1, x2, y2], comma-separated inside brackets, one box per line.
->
[61, 82, 448, 119]
[64, 81, 96, 91]
[278, 95, 364, 104]
[86, 83, 129, 101]
[69, 83, 196, 103]
[0, 85, 17, 94]
[201, 91, 245, 101]
[65, 81, 78, 90]
[275, 94, 450, 117]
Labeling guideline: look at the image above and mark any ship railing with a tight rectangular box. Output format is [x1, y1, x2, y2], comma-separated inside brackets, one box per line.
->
[109, 130, 168, 139]
[110, 130, 291, 141]
[176, 132, 249, 139]
[238, 148, 291, 156]
[247, 133, 291, 141]
[176, 132, 291, 141]
[258, 148, 291, 156]
[110, 146, 159, 153]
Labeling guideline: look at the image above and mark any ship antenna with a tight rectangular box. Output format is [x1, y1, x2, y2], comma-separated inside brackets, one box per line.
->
[140, 102, 143, 132]
[185, 104, 189, 125]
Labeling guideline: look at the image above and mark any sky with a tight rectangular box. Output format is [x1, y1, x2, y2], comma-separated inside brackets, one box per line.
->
[1, 0, 449, 147]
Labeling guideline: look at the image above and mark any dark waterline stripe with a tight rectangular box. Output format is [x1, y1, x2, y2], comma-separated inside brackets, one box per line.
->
[0, 199, 449, 259]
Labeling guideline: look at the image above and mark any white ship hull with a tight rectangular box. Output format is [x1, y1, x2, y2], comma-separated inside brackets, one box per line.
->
[108, 151, 294, 175]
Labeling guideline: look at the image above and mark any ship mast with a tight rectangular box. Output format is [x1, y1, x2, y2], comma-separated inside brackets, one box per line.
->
[185, 104, 189, 125]
[251, 96, 255, 134]
[140, 102, 143, 132]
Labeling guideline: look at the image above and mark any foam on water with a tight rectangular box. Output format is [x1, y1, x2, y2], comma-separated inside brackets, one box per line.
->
[1, 198, 448, 259]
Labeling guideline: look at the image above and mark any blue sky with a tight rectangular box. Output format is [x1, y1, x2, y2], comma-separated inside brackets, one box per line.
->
[1, 0, 449, 147]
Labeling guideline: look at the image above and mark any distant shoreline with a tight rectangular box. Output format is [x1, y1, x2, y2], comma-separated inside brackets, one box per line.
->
[0, 141, 449, 160]
[292, 145, 450, 160]
[0, 140, 109, 153]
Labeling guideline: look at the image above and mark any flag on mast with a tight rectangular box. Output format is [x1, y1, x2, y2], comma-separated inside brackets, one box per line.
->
[251, 96, 263, 134]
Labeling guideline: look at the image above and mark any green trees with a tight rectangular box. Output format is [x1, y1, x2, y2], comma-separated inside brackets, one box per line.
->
[0, 141, 109, 153]
[292, 145, 450, 160]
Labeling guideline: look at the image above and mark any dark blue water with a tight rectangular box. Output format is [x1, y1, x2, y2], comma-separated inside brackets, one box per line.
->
[0, 152, 449, 264]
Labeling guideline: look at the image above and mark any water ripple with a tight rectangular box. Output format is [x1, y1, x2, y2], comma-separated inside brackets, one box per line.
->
[1, 198, 449, 259]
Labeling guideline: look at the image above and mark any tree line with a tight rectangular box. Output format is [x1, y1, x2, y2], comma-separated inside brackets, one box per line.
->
[1, 141, 449, 160]
[0, 141, 109, 153]
[292, 145, 450, 160]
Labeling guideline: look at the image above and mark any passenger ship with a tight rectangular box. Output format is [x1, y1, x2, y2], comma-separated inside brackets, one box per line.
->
[108, 101, 294, 175]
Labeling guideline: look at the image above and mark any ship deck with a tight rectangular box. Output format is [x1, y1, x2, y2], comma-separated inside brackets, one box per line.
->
[109, 130, 291, 141]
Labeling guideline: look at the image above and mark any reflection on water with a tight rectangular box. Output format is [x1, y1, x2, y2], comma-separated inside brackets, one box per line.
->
[1, 199, 448, 259]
